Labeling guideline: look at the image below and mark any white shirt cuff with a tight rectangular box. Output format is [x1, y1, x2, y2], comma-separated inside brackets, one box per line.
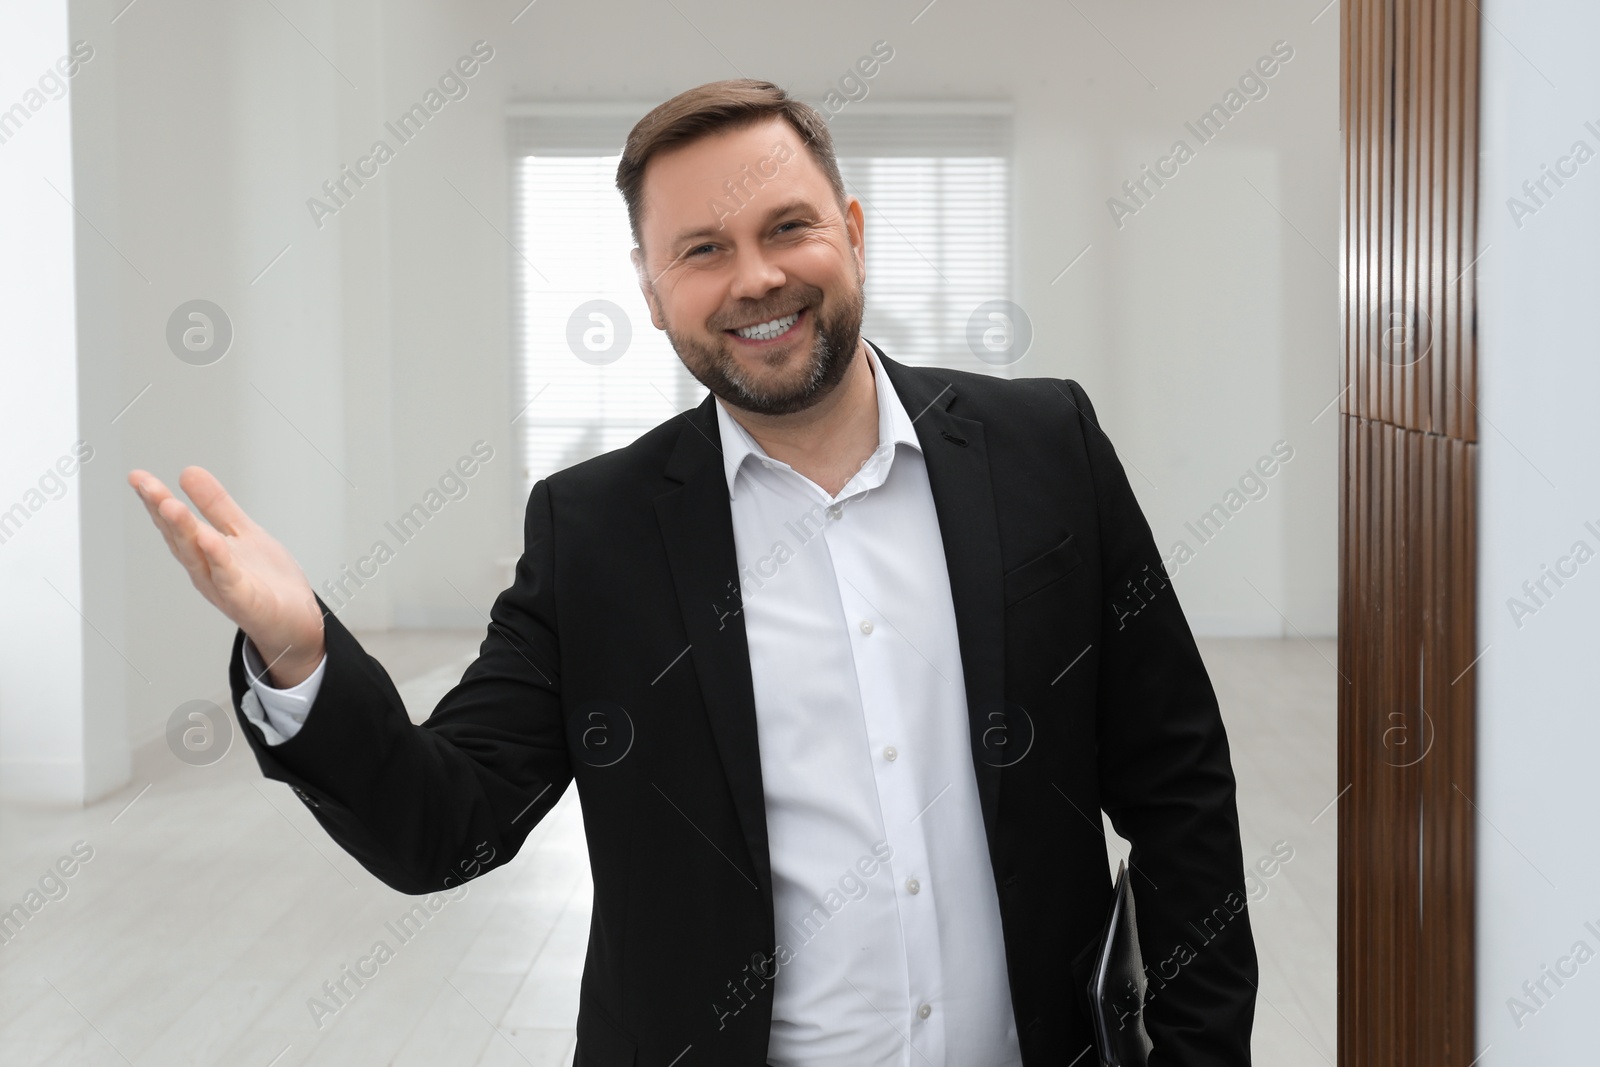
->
[240, 636, 327, 746]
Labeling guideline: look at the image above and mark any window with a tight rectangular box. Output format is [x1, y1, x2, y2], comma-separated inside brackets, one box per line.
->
[508, 103, 1013, 499]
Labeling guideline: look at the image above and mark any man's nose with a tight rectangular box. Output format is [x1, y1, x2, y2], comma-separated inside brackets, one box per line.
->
[727, 243, 786, 302]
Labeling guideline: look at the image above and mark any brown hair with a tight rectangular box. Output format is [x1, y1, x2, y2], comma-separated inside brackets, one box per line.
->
[616, 79, 846, 256]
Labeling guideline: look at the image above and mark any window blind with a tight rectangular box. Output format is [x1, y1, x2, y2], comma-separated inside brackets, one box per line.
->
[507, 103, 1013, 495]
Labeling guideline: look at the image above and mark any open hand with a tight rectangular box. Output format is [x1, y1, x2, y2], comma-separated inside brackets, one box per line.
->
[128, 466, 325, 687]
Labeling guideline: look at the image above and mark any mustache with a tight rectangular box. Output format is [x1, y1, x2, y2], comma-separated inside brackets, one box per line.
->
[710, 290, 821, 331]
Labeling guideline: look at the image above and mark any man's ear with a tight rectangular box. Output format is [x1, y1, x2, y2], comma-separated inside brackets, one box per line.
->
[631, 246, 667, 331]
[844, 196, 866, 286]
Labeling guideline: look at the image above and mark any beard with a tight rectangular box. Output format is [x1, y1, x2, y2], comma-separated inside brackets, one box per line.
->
[662, 266, 866, 418]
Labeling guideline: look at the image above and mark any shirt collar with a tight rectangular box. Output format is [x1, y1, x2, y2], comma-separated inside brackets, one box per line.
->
[712, 340, 922, 501]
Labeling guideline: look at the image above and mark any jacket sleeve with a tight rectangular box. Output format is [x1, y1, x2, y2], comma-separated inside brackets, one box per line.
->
[225, 478, 572, 896]
[1067, 379, 1259, 1065]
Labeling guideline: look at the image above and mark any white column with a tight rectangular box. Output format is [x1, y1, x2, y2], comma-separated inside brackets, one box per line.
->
[0, 1, 126, 805]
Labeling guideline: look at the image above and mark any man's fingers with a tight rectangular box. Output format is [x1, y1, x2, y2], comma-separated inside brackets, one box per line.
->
[156, 494, 217, 586]
[129, 472, 183, 557]
[131, 470, 231, 584]
[178, 466, 252, 537]
[129, 469, 245, 618]
[129, 469, 173, 518]
[131, 473, 206, 579]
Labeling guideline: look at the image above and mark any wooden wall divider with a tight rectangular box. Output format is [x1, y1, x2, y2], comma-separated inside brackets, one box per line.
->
[1339, 1, 1479, 1063]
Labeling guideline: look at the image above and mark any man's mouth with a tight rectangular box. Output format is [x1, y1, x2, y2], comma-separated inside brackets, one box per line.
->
[725, 308, 805, 344]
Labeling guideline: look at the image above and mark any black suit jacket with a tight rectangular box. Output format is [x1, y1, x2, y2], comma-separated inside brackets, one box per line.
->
[230, 341, 1257, 1066]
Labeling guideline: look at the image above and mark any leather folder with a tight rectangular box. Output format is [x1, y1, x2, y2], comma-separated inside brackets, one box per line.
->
[1087, 859, 1154, 1066]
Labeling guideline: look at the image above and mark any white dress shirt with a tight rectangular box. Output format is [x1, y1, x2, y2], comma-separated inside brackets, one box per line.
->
[240, 343, 1022, 1066]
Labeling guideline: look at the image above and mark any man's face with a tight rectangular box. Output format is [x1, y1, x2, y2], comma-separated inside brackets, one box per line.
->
[631, 116, 867, 417]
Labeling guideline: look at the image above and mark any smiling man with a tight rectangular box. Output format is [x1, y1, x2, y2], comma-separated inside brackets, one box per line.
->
[129, 79, 1257, 1066]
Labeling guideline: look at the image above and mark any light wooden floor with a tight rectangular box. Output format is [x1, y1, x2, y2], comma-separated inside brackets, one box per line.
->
[0, 634, 1336, 1066]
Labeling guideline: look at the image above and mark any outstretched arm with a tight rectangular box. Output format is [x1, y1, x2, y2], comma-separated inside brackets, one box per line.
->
[130, 466, 572, 894]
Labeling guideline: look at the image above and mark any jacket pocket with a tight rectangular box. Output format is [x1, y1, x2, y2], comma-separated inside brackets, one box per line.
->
[1003, 531, 1085, 607]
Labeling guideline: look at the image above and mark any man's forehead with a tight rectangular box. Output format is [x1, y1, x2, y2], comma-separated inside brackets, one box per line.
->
[647, 115, 799, 182]
[637, 119, 827, 242]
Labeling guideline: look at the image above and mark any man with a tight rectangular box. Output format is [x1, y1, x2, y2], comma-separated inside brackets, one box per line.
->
[129, 79, 1256, 1066]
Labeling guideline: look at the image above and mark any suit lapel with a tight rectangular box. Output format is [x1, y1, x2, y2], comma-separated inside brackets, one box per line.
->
[652, 342, 1008, 916]
[874, 345, 1007, 849]
[654, 402, 775, 911]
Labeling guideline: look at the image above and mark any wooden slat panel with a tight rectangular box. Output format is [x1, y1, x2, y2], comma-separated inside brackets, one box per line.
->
[1459, 6, 1480, 440]
[1339, 1, 1478, 1063]
[1346, 0, 1479, 441]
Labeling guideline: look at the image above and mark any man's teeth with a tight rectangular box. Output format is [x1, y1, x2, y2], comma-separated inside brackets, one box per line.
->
[733, 311, 800, 340]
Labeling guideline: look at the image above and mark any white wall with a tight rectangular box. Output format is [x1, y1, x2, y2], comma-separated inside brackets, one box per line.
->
[1476, 1, 1600, 1059]
[24, 0, 1338, 799]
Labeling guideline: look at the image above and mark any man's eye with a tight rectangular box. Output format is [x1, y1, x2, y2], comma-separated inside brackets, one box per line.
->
[776, 221, 805, 234]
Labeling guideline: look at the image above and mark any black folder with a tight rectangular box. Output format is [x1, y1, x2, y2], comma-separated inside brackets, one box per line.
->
[1087, 860, 1154, 1066]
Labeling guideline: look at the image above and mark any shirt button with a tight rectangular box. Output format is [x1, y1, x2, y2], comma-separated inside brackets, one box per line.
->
[827, 503, 842, 519]
[859, 619, 874, 634]
[883, 746, 897, 762]
[906, 877, 920, 895]
[918, 1003, 932, 1020]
